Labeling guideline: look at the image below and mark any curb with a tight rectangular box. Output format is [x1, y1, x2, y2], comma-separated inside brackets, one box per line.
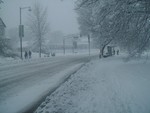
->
[22, 63, 86, 113]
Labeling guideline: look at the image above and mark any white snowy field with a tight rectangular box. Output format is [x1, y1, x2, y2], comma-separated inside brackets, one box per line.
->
[35, 56, 150, 113]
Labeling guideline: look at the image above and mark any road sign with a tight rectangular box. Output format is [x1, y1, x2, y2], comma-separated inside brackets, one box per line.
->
[19, 25, 24, 37]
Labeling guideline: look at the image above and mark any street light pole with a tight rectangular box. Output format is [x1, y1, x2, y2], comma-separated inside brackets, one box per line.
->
[88, 34, 91, 56]
[63, 38, 65, 54]
[19, 6, 31, 60]
[19, 7, 23, 59]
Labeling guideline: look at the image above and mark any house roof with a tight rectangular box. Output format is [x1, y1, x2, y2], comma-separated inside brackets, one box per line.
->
[0, 18, 6, 27]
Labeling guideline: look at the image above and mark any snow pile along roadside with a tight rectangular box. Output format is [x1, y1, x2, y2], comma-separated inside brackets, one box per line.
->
[35, 57, 150, 113]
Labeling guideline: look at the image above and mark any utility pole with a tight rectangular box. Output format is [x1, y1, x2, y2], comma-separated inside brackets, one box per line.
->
[19, 7, 23, 59]
[88, 34, 90, 56]
[19, 6, 31, 59]
[63, 38, 65, 54]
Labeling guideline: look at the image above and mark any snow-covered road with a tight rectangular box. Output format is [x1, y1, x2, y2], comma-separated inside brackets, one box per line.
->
[0, 55, 92, 113]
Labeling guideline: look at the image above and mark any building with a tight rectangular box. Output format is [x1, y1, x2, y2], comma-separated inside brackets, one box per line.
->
[0, 17, 6, 38]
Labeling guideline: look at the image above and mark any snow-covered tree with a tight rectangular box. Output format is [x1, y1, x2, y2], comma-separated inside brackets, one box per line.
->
[76, 0, 119, 56]
[76, 0, 150, 58]
[0, 0, 3, 4]
[0, 37, 9, 56]
[0, 0, 3, 8]
[0, 17, 11, 57]
[28, 2, 49, 58]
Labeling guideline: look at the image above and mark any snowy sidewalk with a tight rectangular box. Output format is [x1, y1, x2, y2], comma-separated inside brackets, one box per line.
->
[35, 56, 150, 113]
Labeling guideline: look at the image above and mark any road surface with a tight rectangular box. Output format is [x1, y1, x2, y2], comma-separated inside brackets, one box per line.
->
[0, 55, 92, 113]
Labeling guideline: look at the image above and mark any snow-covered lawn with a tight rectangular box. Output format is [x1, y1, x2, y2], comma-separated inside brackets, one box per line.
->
[35, 56, 150, 113]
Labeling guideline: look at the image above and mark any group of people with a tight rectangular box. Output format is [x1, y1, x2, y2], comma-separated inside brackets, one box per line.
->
[113, 49, 119, 55]
[24, 50, 32, 59]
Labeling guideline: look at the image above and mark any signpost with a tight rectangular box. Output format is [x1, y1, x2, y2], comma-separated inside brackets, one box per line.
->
[19, 25, 24, 38]
[88, 34, 90, 56]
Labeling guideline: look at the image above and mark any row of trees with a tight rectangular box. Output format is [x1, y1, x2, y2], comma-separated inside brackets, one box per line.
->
[76, 0, 150, 58]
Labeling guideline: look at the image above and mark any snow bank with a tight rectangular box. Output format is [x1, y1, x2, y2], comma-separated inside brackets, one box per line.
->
[35, 57, 150, 113]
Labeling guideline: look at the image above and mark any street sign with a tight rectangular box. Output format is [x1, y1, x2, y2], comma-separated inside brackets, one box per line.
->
[19, 25, 24, 37]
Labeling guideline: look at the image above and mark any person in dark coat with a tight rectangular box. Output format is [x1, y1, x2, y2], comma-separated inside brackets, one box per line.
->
[24, 51, 28, 59]
[113, 50, 115, 55]
[29, 50, 32, 59]
[117, 50, 119, 55]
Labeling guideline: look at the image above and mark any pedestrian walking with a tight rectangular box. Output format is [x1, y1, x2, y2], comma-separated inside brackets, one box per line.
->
[24, 51, 28, 59]
[29, 50, 32, 59]
[113, 50, 115, 55]
[117, 50, 119, 55]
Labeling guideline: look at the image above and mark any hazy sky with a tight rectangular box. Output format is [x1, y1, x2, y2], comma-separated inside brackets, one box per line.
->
[0, 0, 79, 35]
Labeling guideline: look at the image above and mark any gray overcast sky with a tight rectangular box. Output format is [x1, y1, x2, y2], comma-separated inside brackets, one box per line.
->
[0, 0, 79, 35]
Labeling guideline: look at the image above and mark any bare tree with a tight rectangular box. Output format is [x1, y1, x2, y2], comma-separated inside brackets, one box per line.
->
[28, 2, 49, 58]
